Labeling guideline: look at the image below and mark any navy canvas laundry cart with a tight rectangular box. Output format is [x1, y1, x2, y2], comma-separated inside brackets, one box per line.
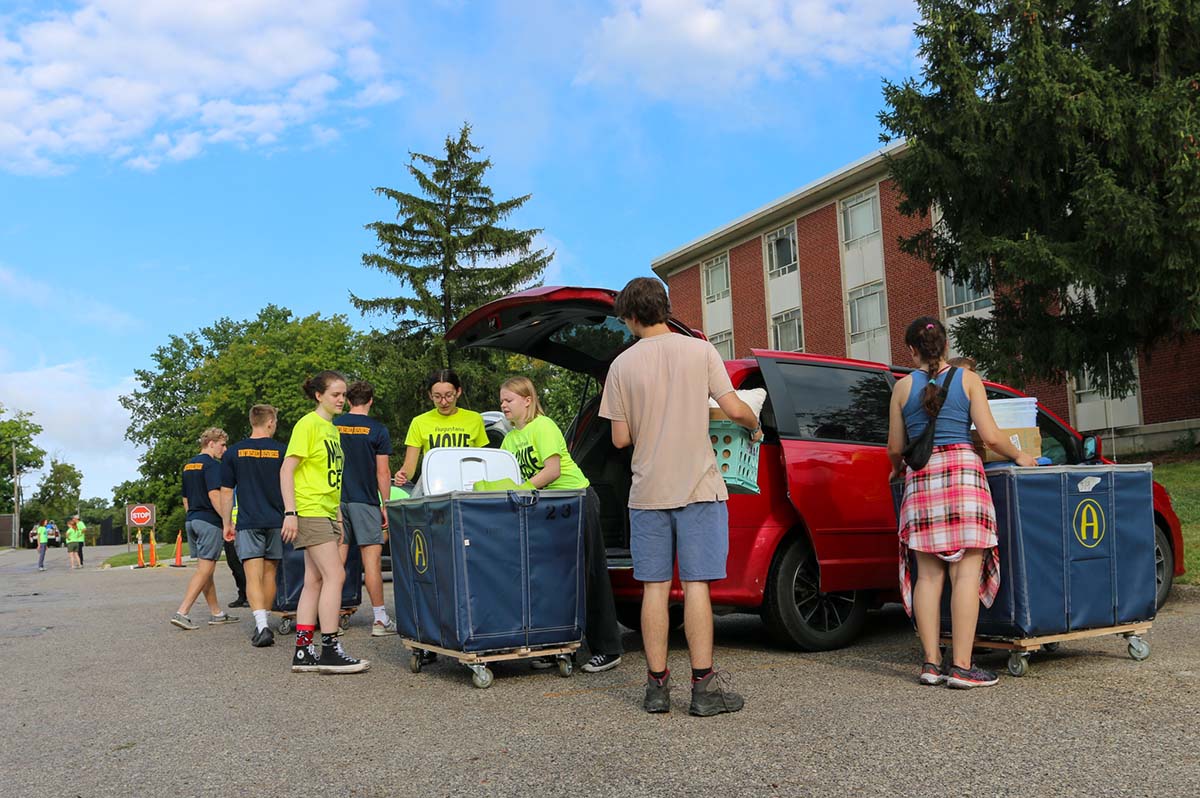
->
[892, 464, 1157, 676]
[388, 488, 586, 688]
[274, 538, 364, 634]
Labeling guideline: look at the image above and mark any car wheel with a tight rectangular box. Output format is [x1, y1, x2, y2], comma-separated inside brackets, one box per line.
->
[615, 603, 684, 632]
[1154, 524, 1174, 610]
[762, 535, 868, 651]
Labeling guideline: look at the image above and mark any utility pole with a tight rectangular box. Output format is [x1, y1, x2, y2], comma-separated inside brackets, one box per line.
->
[11, 443, 19, 550]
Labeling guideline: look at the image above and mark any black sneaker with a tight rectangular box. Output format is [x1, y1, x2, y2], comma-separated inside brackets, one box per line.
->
[318, 640, 370, 674]
[420, 651, 437, 664]
[643, 672, 671, 714]
[228, 597, 249, 608]
[251, 627, 275, 648]
[946, 664, 999, 689]
[291, 644, 320, 673]
[582, 653, 622, 673]
[689, 670, 745, 717]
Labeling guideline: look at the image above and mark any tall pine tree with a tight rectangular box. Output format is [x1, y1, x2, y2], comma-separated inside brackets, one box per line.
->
[354, 123, 552, 416]
[880, 0, 1200, 394]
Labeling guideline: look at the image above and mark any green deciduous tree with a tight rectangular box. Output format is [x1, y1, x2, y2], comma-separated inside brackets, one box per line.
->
[24, 459, 83, 524]
[880, 0, 1200, 394]
[355, 123, 552, 421]
[0, 403, 45, 515]
[121, 305, 374, 528]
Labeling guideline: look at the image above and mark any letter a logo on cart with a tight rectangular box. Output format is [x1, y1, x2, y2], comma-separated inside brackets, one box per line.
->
[1072, 499, 1106, 549]
[411, 529, 429, 574]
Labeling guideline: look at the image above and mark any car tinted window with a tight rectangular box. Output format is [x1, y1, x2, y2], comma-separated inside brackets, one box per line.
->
[549, 317, 632, 362]
[776, 363, 892, 444]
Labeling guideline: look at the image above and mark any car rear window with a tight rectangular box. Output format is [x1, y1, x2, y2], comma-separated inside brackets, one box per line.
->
[775, 363, 892, 444]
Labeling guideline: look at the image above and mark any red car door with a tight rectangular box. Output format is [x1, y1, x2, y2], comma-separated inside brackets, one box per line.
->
[754, 352, 899, 593]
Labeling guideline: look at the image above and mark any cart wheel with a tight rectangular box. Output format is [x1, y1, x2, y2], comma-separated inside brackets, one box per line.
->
[1007, 653, 1029, 677]
[339, 614, 351, 630]
[1042, 642, 1060, 653]
[279, 618, 293, 635]
[409, 652, 422, 674]
[471, 667, 494, 689]
[1127, 636, 1150, 662]
[557, 656, 574, 678]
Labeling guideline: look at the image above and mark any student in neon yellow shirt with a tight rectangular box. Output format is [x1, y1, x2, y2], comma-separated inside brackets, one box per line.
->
[394, 368, 488, 487]
[281, 370, 368, 675]
[66, 517, 85, 569]
[498, 375, 623, 674]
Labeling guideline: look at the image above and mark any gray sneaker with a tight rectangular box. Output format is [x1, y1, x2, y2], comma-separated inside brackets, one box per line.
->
[370, 619, 398, 637]
[208, 612, 239, 625]
[643, 672, 671, 714]
[689, 670, 745, 717]
[170, 612, 199, 631]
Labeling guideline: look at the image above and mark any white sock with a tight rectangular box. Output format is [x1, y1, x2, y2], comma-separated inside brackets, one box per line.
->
[253, 609, 269, 632]
[373, 605, 389, 624]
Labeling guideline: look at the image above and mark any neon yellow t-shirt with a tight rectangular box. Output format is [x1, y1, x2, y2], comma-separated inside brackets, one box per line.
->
[404, 408, 488, 457]
[66, 522, 86, 543]
[36, 525, 47, 544]
[285, 411, 344, 519]
[501, 415, 589, 490]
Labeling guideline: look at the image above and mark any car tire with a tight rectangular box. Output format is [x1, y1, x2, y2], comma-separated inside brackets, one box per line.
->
[615, 603, 684, 633]
[762, 535, 868, 651]
[1154, 524, 1174, 610]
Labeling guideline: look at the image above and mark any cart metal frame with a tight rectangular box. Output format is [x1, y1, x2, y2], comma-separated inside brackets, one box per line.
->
[401, 637, 580, 688]
[944, 621, 1152, 677]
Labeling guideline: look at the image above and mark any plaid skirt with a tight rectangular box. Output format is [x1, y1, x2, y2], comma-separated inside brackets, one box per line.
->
[898, 443, 999, 617]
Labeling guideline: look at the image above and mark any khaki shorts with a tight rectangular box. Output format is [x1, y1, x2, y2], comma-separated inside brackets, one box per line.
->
[294, 516, 342, 550]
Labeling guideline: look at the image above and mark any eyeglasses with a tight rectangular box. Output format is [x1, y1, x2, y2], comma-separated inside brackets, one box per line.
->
[431, 393, 457, 401]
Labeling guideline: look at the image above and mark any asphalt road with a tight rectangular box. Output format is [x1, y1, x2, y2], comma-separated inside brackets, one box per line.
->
[1, 544, 1197, 797]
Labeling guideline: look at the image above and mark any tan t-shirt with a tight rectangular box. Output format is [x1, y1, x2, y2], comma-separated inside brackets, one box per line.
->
[599, 332, 735, 509]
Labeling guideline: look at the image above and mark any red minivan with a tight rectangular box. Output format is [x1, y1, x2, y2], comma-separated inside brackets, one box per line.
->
[448, 286, 1186, 650]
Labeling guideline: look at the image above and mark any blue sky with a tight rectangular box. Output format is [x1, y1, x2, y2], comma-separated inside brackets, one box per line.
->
[0, 0, 921, 499]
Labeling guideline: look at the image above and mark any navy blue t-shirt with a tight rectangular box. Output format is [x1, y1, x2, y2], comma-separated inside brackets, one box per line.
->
[221, 438, 287, 529]
[334, 413, 393, 505]
[182, 453, 223, 525]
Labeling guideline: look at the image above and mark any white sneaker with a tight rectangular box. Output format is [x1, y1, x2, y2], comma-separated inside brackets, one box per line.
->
[371, 619, 398, 636]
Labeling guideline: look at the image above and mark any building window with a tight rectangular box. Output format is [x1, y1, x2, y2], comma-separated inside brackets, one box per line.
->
[765, 225, 797, 278]
[709, 330, 734, 360]
[703, 254, 730, 303]
[841, 189, 880, 244]
[771, 308, 803, 352]
[1073, 368, 1101, 403]
[943, 274, 993, 317]
[848, 282, 886, 343]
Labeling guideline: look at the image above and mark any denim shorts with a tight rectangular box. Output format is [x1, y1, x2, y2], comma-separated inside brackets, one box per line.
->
[235, 528, 283, 561]
[628, 501, 729, 582]
[185, 518, 223, 561]
[340, 502, 384, 547]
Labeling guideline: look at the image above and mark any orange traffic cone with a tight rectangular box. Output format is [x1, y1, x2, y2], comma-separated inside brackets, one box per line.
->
[148, 529, 158, 567]
[135, 536, 146, 568]
[170, 531, 185, 567]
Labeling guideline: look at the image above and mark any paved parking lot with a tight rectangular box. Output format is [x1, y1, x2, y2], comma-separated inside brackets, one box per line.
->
[2, 544, 1197, 797]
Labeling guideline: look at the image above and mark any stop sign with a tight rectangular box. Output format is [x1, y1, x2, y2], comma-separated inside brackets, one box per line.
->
[126, 503, 156, 527]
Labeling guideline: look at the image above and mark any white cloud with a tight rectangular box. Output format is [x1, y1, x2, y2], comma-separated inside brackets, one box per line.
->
[580, 0, 918, 99]
[0, 0, 403, 174]
[0, 363, 142, 501]
[0, 263, 139, 331]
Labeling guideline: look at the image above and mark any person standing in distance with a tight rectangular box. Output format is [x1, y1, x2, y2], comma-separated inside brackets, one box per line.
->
[34, 520, 48, 571]
[171, 428, 239, 630]
[281, 371, 368, 674]
[334, 381, 397, 637]
[220, 404, 287, 648]
[600, 277, 761, 716]
[393, 368, 488, 489]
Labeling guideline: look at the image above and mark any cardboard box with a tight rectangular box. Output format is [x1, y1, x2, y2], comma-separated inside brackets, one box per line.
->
[709, 407, 729, 420]
[973, 427, 1042, 463]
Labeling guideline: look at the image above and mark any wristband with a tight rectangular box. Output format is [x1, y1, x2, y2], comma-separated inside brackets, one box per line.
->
[750, 426, 762, 437]
[283, 511, 298, 517]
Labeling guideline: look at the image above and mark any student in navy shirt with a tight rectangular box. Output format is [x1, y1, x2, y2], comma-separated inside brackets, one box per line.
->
[334, 381, 396, 636]
[171, 428, 239, 631]
[220, 405, 288, 648]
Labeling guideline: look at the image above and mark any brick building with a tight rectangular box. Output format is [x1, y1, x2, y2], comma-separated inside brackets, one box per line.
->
[651, 142, 1200, 454]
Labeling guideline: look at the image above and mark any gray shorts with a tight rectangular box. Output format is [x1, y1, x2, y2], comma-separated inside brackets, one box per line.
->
[235, 528, 283, 561]
[340, 502, 384, 547]
[629, 501, 729, 582]
[185, 518, 223, 561]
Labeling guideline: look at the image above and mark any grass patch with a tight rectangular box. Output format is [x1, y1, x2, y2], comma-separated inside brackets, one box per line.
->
[102, 545, 221, 568]
[1150, 456, 1199, 586]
